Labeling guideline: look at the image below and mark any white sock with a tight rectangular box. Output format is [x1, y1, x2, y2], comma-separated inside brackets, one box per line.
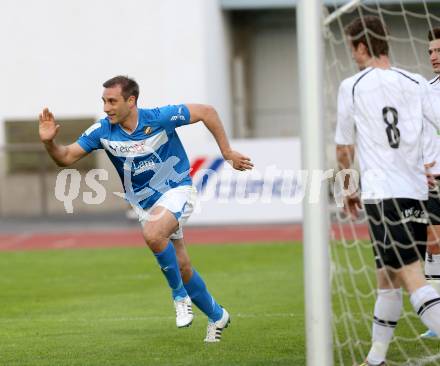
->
[367, 288, 402, 365]
[410, 285, 440, 335]
[427, 279, 440, 300]
[425, 253, 440, 287]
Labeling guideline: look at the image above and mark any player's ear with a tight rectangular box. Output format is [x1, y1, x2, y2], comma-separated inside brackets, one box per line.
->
[128, 95, 136, 107]
[350, 42, 361, 55]
[359, 42, 369, 56]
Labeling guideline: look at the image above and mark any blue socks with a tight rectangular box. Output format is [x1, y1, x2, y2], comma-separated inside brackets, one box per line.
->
[154, 244, 223, 321]
[154, 242, 187, 299]
[184, 269, 223, 322]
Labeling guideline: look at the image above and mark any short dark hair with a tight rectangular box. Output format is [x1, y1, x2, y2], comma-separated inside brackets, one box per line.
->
[345, 16, 389, 57]
[103, 75, 139, 103]
[428, 27, 440, 41]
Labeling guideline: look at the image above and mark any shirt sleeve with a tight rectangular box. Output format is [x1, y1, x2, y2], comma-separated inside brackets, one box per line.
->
[76, 121, 103, 153]
[335, 80, 355, 145]
[154, 104, 191, 130]
[421, 77, 440, 130]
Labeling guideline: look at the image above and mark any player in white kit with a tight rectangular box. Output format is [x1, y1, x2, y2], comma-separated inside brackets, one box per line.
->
[335, 16, 440, 366]
[420, 27, 440, 339]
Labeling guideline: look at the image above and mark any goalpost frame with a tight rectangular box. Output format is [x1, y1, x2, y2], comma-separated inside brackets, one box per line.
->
[297, 1, 333, 365]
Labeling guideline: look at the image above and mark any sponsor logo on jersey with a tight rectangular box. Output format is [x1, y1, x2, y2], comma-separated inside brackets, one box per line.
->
[100, 130, 168, 157]
[132, 159, 156, 176]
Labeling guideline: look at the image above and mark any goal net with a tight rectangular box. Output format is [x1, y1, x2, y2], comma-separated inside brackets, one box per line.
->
[324, 1, 440, 365]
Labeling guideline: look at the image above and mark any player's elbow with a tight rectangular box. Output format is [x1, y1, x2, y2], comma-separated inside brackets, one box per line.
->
[55, 154, 77, 167]
[188, 103, 218, 123]
[198, 104, 218, 122]
[205, 104, 218, 119]
[54, 159, 71, 168]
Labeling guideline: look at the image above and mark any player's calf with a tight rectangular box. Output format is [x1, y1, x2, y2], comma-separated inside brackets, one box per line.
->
[411, 284, 440, 336]
[421, 225, 440, 338]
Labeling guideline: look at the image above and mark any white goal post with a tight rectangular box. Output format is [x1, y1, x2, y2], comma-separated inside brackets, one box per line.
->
[297, 1, 332, 365]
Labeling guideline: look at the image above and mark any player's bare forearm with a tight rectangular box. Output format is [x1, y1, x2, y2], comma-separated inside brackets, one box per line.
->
[43, 141, 72, 167]
[187, 104, 253, 171]
[336, 144, 360, 218]
[336, 144, 355, 170]
[43, 141, 87, 167]
[188, 104, 231, 155]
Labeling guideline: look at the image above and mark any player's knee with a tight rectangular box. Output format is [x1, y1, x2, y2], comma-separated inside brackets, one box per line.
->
[377, 268, 399, 288]
[142, 227, 164, 249]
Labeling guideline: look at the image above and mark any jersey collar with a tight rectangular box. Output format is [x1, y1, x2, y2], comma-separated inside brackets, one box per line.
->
[118, 109, 140, 136]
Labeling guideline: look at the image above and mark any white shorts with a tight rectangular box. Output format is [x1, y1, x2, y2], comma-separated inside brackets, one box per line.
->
[138, 185, 197, 240]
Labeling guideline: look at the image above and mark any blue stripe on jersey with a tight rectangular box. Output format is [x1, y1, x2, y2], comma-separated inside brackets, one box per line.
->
[77, 105, 192, 209]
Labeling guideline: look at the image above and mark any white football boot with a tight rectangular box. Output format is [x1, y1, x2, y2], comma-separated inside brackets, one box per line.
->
[204, 308, 230, 343]
[174, 296, 193, 328]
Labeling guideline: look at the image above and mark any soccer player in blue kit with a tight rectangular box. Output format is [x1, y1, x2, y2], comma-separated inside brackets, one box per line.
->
[38, 75, 253, 342]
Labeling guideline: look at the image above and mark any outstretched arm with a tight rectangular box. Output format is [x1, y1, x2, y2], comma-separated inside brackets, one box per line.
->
[39, 108, 88, 167]
[186, 104, 253, 171]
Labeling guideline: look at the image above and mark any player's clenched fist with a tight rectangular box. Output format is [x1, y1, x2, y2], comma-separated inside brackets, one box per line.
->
[39, 107, 60, 143]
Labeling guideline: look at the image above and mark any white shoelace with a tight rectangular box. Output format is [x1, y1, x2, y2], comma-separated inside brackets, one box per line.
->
[175, 299, 190, 317]
[205, 322, 218, 340]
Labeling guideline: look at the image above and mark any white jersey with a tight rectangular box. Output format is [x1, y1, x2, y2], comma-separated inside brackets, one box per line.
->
[335, 67, 440, 201]
[423, 76, 440, 175]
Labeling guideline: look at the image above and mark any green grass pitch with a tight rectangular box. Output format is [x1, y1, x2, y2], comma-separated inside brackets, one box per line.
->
[2, 242, 440, 366]
[0, 243, 303, 366]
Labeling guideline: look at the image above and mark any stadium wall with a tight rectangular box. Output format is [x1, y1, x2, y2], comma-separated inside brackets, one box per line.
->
[0, 1, 436, 220]
[0, 0, 232, 217]
[0, 0, 231, 147]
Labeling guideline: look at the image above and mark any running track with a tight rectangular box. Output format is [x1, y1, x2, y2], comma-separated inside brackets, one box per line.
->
[0, 224, 370, 251]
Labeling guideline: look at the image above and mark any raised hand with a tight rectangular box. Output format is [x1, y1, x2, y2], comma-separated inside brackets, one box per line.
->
[223, 150, 254, 171]
[39, 108, 60, 143]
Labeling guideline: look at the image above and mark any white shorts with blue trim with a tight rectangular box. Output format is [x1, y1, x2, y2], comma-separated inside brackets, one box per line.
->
[139, 185, 197, 240]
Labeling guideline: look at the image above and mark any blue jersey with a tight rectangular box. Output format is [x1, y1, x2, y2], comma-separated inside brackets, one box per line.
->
[77, 104, 192, 209]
